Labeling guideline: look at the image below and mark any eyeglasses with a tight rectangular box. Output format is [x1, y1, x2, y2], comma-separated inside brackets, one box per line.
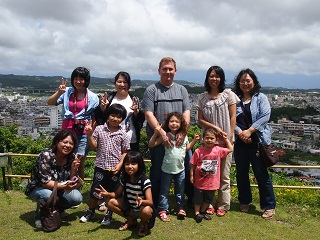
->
[239, 79, 253, 84]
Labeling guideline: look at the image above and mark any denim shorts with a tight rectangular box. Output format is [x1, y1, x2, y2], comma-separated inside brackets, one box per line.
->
[76, 133, 89, 156]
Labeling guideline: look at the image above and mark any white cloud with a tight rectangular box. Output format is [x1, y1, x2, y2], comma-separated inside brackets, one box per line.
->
[0, 0, 319, 88]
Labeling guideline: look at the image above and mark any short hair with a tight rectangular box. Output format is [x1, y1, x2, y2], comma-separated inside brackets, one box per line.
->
[202, 127, 219, 138]
[204, 66, 226, 93]
[121, 151, 146, 183]
[233, 68, 261, 97]
[105, 103, 127, 121]
[50, 129, 78, 158]
[158, 57, 177, 71]
[162, 111, 187, 135]
[114, 71, 131, 89]
[71, 67, 90, 88]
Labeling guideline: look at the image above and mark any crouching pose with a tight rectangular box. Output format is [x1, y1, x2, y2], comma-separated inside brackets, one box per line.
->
[97, 151, 155, 237]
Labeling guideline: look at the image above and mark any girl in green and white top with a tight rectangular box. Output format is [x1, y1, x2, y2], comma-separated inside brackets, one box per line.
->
[148, 112, 199, 222]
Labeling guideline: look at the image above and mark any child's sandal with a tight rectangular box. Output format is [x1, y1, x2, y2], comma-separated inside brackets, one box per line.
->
[118, 220, 137, 231]
[177, 208, 186, 217]
[138, 223, 149, 237]
[159, 210, 170, 222]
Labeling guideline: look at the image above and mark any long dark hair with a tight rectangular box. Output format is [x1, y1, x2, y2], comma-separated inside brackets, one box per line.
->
[233, 68, 261, 97]
[121, 151, 146, 183]
[50, 129, 78, 158]
[204, 65, 226, 93]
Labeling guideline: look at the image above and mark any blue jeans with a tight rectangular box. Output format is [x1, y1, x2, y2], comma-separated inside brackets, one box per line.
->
[158, 170, 186, 212]
[149, 145, 193, 208]
[234, 144, 276, 210]
[29, 187, 83, 220]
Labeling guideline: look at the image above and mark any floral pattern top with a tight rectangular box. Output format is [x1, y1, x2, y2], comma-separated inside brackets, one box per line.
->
[25, 148, 73, 196]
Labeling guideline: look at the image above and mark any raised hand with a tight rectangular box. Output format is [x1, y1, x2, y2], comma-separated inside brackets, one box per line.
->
[71, 153, 81, 170]
[130, 96, 139, 114]
[136, 193, 143, 206]
[194, 134, 200, 141]
[84, 120, 93, 135]
[58, 77, 67, 94]
[99, 92, 109, 112]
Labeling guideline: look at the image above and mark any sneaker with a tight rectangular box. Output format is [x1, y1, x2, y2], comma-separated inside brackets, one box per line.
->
[262, 209, 275, 219]
[59, 210, 69, 218]
[35, 220, 42, 229]
[195, 213, 203, 223]
[79, 209, 95, 223]
[101, 214, 112, 226]
[201, 212, 212, 220]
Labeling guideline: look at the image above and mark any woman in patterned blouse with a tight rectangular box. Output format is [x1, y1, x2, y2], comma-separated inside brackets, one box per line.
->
[25, 129, 83, 229]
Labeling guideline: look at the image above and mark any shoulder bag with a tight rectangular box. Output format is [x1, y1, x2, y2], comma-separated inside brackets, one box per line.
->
[239, 101, 279, 167]
[39, 181, 62, 232]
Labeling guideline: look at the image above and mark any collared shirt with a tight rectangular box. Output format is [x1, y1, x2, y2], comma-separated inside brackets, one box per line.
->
[25, 149, 73, 195]
[92, 122, 130, 170]
[57, 87, 99, 121]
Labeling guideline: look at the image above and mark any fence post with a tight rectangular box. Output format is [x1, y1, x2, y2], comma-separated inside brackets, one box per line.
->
[7, 153, 13, 190]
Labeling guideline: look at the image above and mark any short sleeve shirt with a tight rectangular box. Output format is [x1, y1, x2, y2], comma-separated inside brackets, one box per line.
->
[197, 88, 239, 145]
[92, 122, 130, 170]
[190, 146, 229, 190]
[142, 82, 190, 137]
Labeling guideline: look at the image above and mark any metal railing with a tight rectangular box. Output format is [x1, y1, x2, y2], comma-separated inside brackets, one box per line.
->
[1, 153, 320, 190]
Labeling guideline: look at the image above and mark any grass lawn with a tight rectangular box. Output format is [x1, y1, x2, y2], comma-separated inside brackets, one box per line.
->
[2, 187, 320, 240]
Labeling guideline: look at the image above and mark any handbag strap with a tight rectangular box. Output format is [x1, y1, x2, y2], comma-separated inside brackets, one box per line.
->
[45, 181, 58, 208]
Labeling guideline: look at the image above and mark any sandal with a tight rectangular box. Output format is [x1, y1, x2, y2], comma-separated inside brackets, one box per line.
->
[98, 202, 107, 212]
[206, 207, 215, 215]
[118, 220, 137, 231]
[216, 209, 227, 217]
[240, 204, 249, 213]
[200, 212, 212, 220]
[138, 222, 150, 237]
[262, 209, 275, 219]
[177, 208, 187, 217]
[159, 210, 170, 222]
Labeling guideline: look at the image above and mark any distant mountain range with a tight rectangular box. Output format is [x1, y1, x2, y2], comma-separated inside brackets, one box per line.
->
[0, 74, 198, 89]
[0, 74, 318, 93]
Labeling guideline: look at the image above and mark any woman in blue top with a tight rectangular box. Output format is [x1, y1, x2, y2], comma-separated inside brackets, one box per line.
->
[47, 67, 99, 179]
[233, 68, 276, 219]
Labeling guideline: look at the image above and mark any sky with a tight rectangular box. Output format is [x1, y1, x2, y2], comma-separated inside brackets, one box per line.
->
[0, 0, 319, 89]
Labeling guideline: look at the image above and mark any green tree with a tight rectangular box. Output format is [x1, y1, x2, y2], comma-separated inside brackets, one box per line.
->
[0, 124, 19, 152]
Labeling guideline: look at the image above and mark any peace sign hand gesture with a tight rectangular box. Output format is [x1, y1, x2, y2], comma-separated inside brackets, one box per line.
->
[130, 96, 139, 114]
[98, 92, 109, 112]
[58, 78, 67, 94]
[84, 120, 93, 136]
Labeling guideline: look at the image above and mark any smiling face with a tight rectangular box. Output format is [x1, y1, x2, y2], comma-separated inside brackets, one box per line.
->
[107, 113, 123, 129]
[208, 70, 221, 91]
[124, 162, 138, 180]
[114, 75, 129, 94]
[158, 60, 176, 86]
[202, 132, 217, 149]
[73, 76, 86, 92]
[239, 73, 255, 96]
[168, 115, 181, 134]
[57, 135, 75, 156]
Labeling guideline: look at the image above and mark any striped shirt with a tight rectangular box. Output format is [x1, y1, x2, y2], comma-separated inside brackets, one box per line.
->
[120, 176, 152, 211]
[92, 122, 130, 170]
